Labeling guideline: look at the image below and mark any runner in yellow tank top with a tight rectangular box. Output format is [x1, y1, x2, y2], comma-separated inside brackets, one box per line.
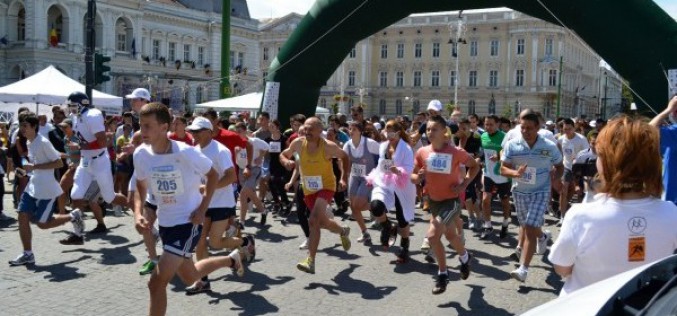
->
[281, 117, 352, 274]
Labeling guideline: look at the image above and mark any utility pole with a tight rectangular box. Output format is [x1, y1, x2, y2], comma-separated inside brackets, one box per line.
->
[220, 0, 231, 99]
[449, 12, 465, 108]
[556, 55, 563, 117]
[85, 0, 96, 100]
[603, 74, 608, 119]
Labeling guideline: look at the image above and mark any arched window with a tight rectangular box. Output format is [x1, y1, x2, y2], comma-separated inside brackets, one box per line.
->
[47, 5, 69, 45]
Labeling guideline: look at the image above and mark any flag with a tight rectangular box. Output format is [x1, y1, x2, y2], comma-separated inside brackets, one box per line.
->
[0, 36, 8, 45]
[131, 38, 136, 57]
[49, 26, 58, 47]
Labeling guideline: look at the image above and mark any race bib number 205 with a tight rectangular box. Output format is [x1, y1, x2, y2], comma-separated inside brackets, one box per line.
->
[151, 165, 185, 204]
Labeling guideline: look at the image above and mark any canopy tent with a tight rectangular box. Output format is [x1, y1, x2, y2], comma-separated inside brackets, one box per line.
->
[195, 92, 331, 119]
[0, 65, 123, 115]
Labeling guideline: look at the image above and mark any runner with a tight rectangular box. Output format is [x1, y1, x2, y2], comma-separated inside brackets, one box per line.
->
[66, 92, 127, 244]
[253, 112, 272, 207]
[501, 111, 563, 282]
[343, 121, 380, 243]
[168, 116, 194, 145]
[480, 115, 513, 239]
[9, 112, 85, 266]
[366, 119, 417, 263]
[556, 118, 589, 225]
[186, 117, 254, 295]
[133, 103, 243, 315]
[234, 122, 270, 226]
[280, 117, 352, 274]
[265, 119, 291, 215]
[412, 115, 479, 294]
[455, 119, 483, 237]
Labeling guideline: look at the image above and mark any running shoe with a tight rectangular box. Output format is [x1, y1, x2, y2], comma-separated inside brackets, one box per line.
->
[510, 268, 528, 282]
[59, 233, 84, 245]
[459, 253, 472, 280]
[340, 226, 351, 251]
[296, 256, 315, 274]
[536, 231, 551, 255]
[229, 249, 245, 277]
[479, 227, 493, 240]
[357, 232, 371, 243]
[424, 249, 436, 263]
[185, 280, 211, 296]
[88, 223, 108, 234]
[510, 247, 522, 263]
[432, 273, 449, 295]
[9, 252, 35, 266]
[420, 237, 431, 252]
[243, 235, 256, 263]
[298, 238, 309, 250]
[499, 224, 509, 239]
[139, 260, 157, 275]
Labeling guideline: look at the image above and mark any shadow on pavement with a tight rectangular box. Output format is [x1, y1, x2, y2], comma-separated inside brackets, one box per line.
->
[220, 268, 295, 292]
[25, 255, 92, 282]
[62, 240, 142, 265]
[392, 253, 437, 276]
[305, 263, 397, 300]
[321, 244, 361, 260]
[253, 227, 299, 244]
[438, 284, 512, 315]
[0, 217, 17, 229]
[207, 290, 279, 316]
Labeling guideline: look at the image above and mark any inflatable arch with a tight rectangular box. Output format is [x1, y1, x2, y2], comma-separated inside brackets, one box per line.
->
[263, 0, 677, 123]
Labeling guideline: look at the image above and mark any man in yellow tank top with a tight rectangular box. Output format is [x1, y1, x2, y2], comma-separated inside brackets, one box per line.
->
[280, 117, 352, 274]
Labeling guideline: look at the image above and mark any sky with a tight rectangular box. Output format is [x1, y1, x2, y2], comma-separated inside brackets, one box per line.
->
[247, 0, 677, 20]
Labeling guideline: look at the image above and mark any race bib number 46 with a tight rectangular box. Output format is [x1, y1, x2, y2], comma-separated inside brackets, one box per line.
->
[151, 165, 185, 204]
[304, 176, 323, 192]
[427, 153, 452, 174]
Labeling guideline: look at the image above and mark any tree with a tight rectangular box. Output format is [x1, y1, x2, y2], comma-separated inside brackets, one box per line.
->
[445, 102, 457, 116]
[501, 104, 513, 119]
[620, 82, 634, 114]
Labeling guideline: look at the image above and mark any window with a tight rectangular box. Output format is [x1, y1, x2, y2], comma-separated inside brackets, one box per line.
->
[263, 47, 269, 61]
[379, 71, 387, 87]
[545, 38, 554, 56]
[152, 40, 160, 60]
[488, 98, 496, 114]
[195, 87, 203, 103]
[468, 70, 477, 87]
[397, 43, 404, 59]
[431, 70, 440, 87]
[468, 100, 476, 115]
[516, 69, 525, 86]
[183, 44, 191, 61]
[414, 43, 422, 58]
[413, 71, 421, 87]
[379, 99, 387, 115]
[230, 51, 235, 69]
[489, 70, 498, 87]
[168, 42, 176, 61]
[18, 8, 26, 41]
[490, 40, 499, 56]
[395, 99, 403, 115]
[349, 47, 356, 58]
[380, 44, 388, 59]
[517, 38, 525, 55]
[348, 71, 355, 87]
[238, 52, 244, 67]
[548, 69, 557, 86]
[116, 33, 126, 52]
[432, 42, 440, 58]
[469, 40, 478, 57]
[320, 98, 327, 108]
[396, 71, 404, 87]
[412, 100, 420, 113]
[198, 46, 205, 65]
[450, 70, 456, 87]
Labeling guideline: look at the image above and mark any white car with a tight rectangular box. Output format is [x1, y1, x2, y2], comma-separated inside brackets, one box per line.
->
[523, 254, 677, 316]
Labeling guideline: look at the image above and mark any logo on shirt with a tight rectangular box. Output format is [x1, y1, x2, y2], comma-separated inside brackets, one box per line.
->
[539, 150, 551, 157]
[627, 217, 647, 235]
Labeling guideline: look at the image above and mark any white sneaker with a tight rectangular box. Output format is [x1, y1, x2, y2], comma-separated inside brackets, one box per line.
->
[70, 209, 85, 236]
[536, 231, 551, 255]
[468, 218, 476, 230]
[357, 232, 371, 243]
[420, 237, 431, 252]
[299, 238, 309, 250]
[228, 249, 245, 277]
[510, 268, 528, 282]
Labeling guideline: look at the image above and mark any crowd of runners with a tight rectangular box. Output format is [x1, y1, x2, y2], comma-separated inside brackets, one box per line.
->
[3, 88, 677, 315]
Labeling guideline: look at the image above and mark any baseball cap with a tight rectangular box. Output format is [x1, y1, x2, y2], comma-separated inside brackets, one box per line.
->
[427, 99, 443, 112]
[545, 120, 554, 126]
[589, 120, 597, 128]
[125, 88, 151, 101]
[186, 116, 213, 131]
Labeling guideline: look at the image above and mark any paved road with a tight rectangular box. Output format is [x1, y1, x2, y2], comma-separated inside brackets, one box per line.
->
[0, 182, 562, 315]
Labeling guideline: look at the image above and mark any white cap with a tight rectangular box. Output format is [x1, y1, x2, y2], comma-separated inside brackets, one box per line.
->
[186, 117, 213, 131]
[125, 88, 151, 101]
[545, 120, 554, 125]
[589, 120, 597, 128]
[374, 122, 382, 130]
[427, 99, 443, 112]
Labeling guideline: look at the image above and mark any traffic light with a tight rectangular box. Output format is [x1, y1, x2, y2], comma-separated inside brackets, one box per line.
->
[94, 53, 111, 84]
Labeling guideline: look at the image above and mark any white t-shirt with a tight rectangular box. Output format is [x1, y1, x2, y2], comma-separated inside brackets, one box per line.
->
[38, 123, 55, 137]
[198, 140, 236, 208]
[501, 124, 557, 147]
[558, 133, 590, 170]
[134, 140, 213, 227]
[548, 196, 677, 296]
[128, 168, 156, 205]
[26, 134, 63, 199]
[236, 137, 269, 168]
[72, 107, 105, 157]
[342, 136, 380, 158]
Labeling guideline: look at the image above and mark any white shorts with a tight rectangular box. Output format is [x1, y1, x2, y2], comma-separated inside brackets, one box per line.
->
[71, 152, 116, 203]
[371, 186, 415, 223]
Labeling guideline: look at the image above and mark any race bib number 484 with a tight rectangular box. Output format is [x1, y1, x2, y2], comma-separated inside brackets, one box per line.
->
[427, 153, 452, 174]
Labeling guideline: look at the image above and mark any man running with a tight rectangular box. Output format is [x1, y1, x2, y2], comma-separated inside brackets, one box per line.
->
[412, 115, 479, 294]
[133, 103, 243, 315]
[480, 115, 512, 239]
[557, 118, 589, 225]
[501, 111, 563, 282]
[280, 117, 352, 274]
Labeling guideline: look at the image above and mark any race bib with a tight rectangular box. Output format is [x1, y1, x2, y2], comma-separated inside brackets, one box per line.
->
[517, 167, 537, 185]
[484, 149, 498, 175]
[81, 156, 90, 168]
[236, 150, 248, 168]
[427, 153, 452, 174]
[351, 163, 366, 177]
[269, 142, 281, 153]
[151, 165, 185, 204]
[381, 159, 393, 173]
[304, 176, 323, 192]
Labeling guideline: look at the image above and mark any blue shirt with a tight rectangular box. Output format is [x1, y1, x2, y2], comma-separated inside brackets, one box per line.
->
[660, 125, 677, 205]
[502, 135, 562, 194]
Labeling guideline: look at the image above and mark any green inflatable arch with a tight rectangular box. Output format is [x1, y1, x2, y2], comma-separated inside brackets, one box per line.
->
[264, 0, 677, 123]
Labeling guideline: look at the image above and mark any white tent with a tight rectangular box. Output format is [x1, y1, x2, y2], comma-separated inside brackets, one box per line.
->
[195, 92, 332, 120]
[0, 65, 123, 115]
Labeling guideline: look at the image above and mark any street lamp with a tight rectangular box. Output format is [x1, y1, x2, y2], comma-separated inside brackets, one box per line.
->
[449, 11, 466, 108]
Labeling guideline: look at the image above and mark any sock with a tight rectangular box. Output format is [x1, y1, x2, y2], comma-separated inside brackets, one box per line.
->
[201, 276, 209, 282]
[516, 246, 522, 251]
[241, 237, 249, 247]
[519, 265, 528, 272]
[502, 218, 510, 226]
[484, 221, 492, 228]
[24, 250, 33, 256]
[460, 251, 469, 263]
[438, 270, 448, 276]
[400, 237, 410, 250]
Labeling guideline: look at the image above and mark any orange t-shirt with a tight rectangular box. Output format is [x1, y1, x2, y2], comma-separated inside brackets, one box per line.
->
[415, 144, 471, 201]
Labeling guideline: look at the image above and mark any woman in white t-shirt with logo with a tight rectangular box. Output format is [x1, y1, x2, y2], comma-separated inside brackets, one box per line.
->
[548, 115, 677, 296]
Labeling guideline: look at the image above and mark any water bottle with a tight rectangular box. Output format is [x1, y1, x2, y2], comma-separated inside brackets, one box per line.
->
[21, 157, 33, 177]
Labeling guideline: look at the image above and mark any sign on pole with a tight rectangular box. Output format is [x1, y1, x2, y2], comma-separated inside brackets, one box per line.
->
[668, 69, 677, 98]
[262, 81, 280, 120]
